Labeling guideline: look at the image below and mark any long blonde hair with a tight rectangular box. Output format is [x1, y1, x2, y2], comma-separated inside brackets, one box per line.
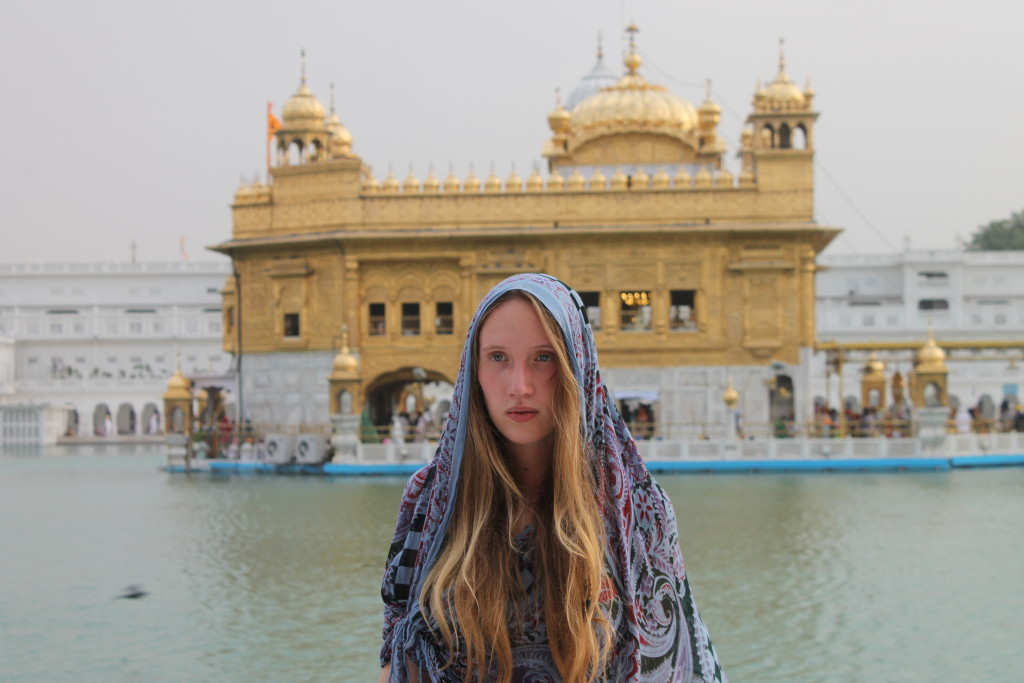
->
[420, 291, 611, 682]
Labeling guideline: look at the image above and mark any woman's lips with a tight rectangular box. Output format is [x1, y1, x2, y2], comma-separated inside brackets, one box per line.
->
[506, 408, 538, 423]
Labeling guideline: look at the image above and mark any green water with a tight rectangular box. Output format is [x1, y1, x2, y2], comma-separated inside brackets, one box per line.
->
[1, 446, 1021, 681]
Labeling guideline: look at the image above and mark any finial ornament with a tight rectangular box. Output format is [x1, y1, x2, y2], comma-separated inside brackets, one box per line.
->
[626, 22, 639, 54]
[597, 31, 604, 60]
[341, 324, 350, 352]
[706, 78, 712, 99]
[555, 86, 562, 107]
[778, 37, 786, 75]
[329, 82, 336, 115]
[300, 48, 307, 86]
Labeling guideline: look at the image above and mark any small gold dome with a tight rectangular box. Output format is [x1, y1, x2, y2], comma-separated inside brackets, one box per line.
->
[916, 331, 947, 372]
[567, 168, 586, 191]
[698, 94, 721, 131]
[694, 165, 712, 188]
[282, 82, 326, 128]
[403, 169, 420, 193]
[163, 369, 192, 400]
[589, 168, 607, 191]
[526, 167, 544, 192]
[673, 166, 692, 188]
[362, 168, 379, 194]
[464, 170, 481, 193]
[863, 352, 886, 378]
[547, 102, 571, 134]
[233, 184, 254, 202]
[325, 112, 352, 157]
[722, 377, 739, 409]
[652, 167, 671, 189]
[633, 167, 650, 188]
[422, 168, 440, 194]
[546, 172, 565, 191]
[610, 167, 628, 190]
[484, 169, 503, 193]
[332, 347, 358, 374]
[442, 167, 458, 192]
[505, 168, 523, 192]
[716, 167, 733, 188]
[381, 170, 399, 193]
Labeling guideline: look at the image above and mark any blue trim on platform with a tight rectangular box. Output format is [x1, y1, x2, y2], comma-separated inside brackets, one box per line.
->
[948, 454, 1024, 469]
[644, 458, 953, 473]
[165, 454, 1024, 477]
[322, 463, 421, 476]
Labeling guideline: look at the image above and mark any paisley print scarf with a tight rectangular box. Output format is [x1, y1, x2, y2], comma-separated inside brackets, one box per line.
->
[380, 273, 727, 682]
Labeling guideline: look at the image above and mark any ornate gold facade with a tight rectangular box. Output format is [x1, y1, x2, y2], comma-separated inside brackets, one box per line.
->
[214, 35, 838, 427]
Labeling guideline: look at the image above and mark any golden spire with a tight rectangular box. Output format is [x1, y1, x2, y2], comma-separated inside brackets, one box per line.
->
[624, 22, 641, 74]
[300, 47, 307, 86]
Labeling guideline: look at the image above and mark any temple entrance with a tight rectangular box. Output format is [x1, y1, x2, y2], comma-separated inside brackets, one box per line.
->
[769, 374, 795, 423]
[364, 367, 454, 442]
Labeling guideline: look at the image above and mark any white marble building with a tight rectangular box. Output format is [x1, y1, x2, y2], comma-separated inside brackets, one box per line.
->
[814, 249, 1024, 416]
[0, 261, 232, 439]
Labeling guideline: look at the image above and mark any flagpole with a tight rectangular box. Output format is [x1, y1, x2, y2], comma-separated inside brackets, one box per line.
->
[266, 102, 272, 182]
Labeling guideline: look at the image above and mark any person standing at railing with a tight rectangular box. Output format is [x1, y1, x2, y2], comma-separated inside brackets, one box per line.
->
[378, 274, 727, 682]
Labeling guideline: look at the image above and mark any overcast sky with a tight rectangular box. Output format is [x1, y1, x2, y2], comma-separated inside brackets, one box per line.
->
[2, 0, 1020, 264]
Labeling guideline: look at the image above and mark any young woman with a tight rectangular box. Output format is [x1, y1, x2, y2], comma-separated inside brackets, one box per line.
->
[380, 273, 726, 682]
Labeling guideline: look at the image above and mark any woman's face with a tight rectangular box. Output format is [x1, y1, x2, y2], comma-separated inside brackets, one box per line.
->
[477, 296, 559, 459]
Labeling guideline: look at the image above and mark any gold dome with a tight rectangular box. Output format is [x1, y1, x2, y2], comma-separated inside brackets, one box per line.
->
[547, 102, 571, 135]
[464, 169, 481, 193]
[755, 41, 810, 113]
[443, 167, 460, 193]
[546, 172, 565, 191]
[862, 352, 886, 378]
[633, 167, 650, 188]
[915, 330, 947, 373]
[485, 168, 503, 193]
[423, 168, 440, 194]
[652, 167, 671, 189]
[163, 369, 192, 400]
[715, 167, 733, 187]
[402, 168, 420, 193]
[610, 167, 628, 190]
[282, 83, 326, 128]
[698, 89, 722, 132]
[326, 112, 352, 156]
[505, 168, 523, 192]
[722, 376, 739, 409]
[362, 168, 380, 194]
[569, 28, 698, 143]
[381, 169, 399, 193]
[330, 331, 360, 378]
[332, 348, 358, 374]
[526, 167, 544, 192]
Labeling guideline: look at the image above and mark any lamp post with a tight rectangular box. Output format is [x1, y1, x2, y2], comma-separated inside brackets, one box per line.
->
[722, 376, 739, 453]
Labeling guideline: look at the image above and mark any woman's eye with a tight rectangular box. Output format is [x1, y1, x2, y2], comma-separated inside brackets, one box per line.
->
[488, 352, 505, 362]
[536, 352, 553, 362]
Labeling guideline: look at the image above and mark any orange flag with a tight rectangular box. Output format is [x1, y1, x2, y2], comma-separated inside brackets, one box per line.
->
[267, 103, 282, 140]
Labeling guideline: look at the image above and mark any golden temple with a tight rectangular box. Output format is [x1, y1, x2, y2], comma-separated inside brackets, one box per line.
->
[213, 29, 840, 430]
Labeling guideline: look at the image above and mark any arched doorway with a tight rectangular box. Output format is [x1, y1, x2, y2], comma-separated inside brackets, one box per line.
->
[93, 403, 110, 436]
[364, 367, 454, 441]
[769, 374, 795, 423]
[141, 403, 160, 435]
[116, 403, 136, 435]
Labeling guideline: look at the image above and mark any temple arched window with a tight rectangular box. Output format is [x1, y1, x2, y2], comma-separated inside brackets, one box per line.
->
[779, 123, 792, 149]
[794, 124, 808, 150]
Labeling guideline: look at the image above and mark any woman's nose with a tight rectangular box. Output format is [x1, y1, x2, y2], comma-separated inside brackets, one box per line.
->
[508, 362, 533, 396]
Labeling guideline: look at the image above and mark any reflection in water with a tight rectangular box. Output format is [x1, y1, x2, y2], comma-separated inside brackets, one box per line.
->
[1, 448, 1022, 681]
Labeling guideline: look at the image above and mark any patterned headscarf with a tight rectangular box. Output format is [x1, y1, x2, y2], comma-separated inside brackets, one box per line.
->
[380, 273, 726, 682]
